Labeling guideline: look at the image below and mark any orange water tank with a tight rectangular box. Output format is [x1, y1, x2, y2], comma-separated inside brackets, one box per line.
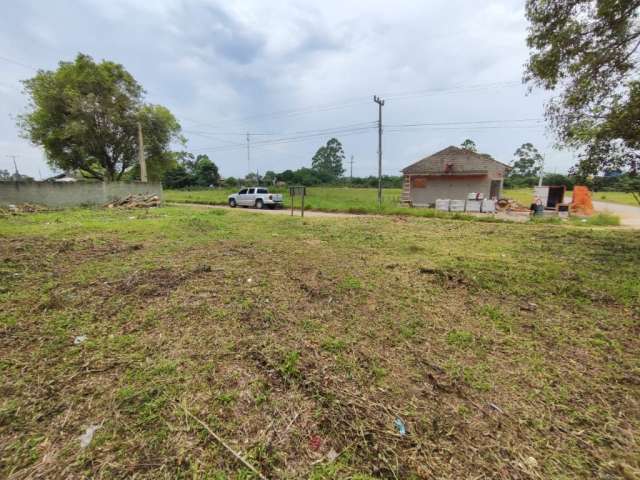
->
[571, 185, 594, 216]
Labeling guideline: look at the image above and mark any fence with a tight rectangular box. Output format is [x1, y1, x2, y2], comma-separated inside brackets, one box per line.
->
[0, 181, 163, 208]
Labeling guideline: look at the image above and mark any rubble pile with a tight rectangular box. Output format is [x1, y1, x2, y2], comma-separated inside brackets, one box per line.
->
[497, 198, 529, 212]
[104, 194, 161, 209]
[0, 203, 47, 215]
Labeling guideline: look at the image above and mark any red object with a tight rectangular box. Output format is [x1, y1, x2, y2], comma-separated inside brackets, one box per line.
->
[308, 435, 322, 451]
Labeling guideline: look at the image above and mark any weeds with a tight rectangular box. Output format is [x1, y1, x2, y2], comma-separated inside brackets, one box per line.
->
[0, 206, 638, 478]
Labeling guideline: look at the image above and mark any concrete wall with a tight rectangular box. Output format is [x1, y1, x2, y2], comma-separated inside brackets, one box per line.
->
[0, 181, 162, 208]
[406, 161, 507, 206]
[410, 176, 491, 205]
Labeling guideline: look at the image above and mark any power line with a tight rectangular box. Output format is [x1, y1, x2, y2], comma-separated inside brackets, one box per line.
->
[0, 55, 37, 71]
[182, 121, 376, 137]
[193, 124, 377, 152]
[384, 118, 543, 128]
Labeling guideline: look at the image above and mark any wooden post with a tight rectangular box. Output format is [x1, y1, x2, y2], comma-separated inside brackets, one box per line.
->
[138, 122, 147, 183]
[301, 191, 305, 217]
[291, 191, 294, 216]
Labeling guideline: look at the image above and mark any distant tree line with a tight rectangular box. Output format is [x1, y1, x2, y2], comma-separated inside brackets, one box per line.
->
[163, 137, 403, 189]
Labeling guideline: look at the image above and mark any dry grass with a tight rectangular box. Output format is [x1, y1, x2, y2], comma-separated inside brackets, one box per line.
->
[1, 207, 639, 479]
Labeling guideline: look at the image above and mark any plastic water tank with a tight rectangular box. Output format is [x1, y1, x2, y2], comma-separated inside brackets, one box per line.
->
[435, 199, 450, 211]
[465, 200, 482, 212]
[449, 200, 466, 212]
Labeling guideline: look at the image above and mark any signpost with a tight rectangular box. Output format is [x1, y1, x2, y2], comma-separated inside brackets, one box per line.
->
[289, 186, 306, 217]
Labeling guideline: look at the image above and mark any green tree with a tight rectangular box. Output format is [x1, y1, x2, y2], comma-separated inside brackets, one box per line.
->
[460, 139, 478, 152]
[511, 143, 543, 177]
[163, 165, 193, 189]
[193, 155, 220, 187]
[18, 53, 183, 181]
[525, 0, 640, 202]
[263, 170, 276, 185]
[311, 138, 345, 179]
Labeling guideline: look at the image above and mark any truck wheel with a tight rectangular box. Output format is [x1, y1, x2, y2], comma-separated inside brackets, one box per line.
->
[229, 198, 236, 208]
[255, 199, 264, 209]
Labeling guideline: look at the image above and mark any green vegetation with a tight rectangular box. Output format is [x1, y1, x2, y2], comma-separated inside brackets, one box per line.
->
[1, 206, 638, 478]
[18, 53, 182, 182]
[525, 1, 640, 201]
[591, 191, 640, 206]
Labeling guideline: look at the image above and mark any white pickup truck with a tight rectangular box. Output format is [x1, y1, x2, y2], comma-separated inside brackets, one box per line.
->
[228, 187, 284, 209]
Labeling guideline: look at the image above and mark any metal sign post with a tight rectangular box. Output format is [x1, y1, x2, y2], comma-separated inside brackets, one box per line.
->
[289, 186, 306, 217]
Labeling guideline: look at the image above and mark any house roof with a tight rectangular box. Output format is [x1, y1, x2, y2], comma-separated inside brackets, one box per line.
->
[401, 146, 510, 175]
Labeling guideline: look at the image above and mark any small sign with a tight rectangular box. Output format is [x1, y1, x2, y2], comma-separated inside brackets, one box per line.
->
[289, 186, 306, 197]
[289, 185, 306, 217]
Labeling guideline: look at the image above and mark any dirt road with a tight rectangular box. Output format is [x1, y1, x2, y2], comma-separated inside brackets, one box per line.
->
[173, 203, 357, 218]
[174, 200, 640, 228]
[593, 200, 640, 228]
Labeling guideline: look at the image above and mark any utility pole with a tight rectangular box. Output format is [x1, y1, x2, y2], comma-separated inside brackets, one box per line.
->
[538, 154, 545, 187]
[373, 95, 385, 208]
[349, 155, 354, 184]
[6, 155, 19, 180]
[246, 132, 251, 180]
[137, 122, 147, 183]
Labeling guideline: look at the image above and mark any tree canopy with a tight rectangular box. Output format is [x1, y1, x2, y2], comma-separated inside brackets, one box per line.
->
[460, 139, 478, 152]
[311, 138, 345, 179]
[525, 0, 640, 183]
[162, 153, 221, 189]
[511, 143, 544, 177]
[18, 53, 183, 181]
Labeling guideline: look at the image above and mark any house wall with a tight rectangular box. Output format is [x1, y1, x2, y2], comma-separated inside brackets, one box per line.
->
[409, 175, 492, 205]
[0, 181, 163, 208]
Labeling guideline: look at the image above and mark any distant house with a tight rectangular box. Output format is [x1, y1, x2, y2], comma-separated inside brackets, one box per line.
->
[400, 146, 510, 206]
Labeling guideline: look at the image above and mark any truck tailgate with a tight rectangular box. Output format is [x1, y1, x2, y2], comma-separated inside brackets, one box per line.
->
[271, 194, 283, 202]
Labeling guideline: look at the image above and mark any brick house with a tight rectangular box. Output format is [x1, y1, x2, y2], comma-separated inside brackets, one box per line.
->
[400, 146, 510, 206]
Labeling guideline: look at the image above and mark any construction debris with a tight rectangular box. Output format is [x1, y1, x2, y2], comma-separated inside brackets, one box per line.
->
[497, 198, 529, 212]
[0, 203, 47, 215]
[104, 194, 160, 209]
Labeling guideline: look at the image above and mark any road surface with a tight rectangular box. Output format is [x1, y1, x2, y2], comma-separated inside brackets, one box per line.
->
[173, 200, 640, 228]
[593, 200, 640, 228]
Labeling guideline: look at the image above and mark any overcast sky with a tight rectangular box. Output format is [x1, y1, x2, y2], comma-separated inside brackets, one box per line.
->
[0, 0, 577, 179]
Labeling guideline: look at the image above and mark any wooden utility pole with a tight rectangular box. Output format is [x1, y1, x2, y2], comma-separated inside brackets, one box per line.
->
[6, 155, 19, 176]
[349, 155, 354, 184]
[373, 96, 385, 208]
[137, 122, 147, 183]
[246, 132, 251, 178]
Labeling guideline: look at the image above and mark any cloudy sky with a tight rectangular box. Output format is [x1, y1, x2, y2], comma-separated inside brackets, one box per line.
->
[0, 0, 577, 179]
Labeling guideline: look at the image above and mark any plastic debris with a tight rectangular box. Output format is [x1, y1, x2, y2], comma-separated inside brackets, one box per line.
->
[308, 435, 322, 451]
[247, 278, 253, 283]
[394, 417, 406, 436]
[73, 335, 87, 345]
[79, 424, 100, 448]
[524, 456, 538, 468]
[326, 449, 339, 462]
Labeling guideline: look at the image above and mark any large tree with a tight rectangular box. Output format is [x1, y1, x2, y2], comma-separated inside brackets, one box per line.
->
[460, 139, 478, 152]
[18, 53, 183, 181]
[525, 0, 640, 197]
[311, 138, 345, 179]
[511, 143, 544, 177]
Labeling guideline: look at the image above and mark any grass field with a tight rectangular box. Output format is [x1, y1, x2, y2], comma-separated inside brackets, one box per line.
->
[1, 206, 638, 478]
[165, 187, 405, 214]
[591, 191, 640, 206]
[503, 187, 640, 207]
[166, 187, 622, 227]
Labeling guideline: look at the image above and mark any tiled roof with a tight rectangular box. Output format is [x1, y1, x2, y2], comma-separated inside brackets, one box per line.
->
[402, 146, 510, 174]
